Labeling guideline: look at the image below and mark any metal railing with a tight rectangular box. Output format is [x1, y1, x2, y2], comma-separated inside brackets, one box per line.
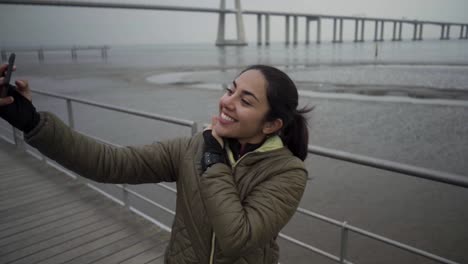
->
[1, 89, 464, 264]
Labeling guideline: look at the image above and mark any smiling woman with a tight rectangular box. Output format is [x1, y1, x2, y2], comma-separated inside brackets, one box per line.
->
[0, 63, 311, 264]
[214, 65, 313, 160]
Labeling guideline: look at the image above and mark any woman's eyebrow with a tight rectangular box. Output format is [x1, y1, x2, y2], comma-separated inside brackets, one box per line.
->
[233, 80, 260, 102]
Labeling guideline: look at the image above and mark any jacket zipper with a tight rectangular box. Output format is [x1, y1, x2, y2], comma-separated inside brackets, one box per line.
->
[209, 232, 216, 264]
[208, 153, 248, 264]
[208, 150, 259, 263]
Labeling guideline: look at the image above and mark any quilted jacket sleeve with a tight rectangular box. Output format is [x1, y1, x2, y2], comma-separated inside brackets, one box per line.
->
[199, 156, 307, 256]
[25, 112, 187, 184]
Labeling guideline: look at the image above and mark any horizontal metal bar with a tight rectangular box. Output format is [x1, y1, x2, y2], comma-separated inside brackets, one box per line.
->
[295, 206, 459, 264]
[115, 184, 176, 216]
[278, 233, 353, 264]
[296, 207, 343, 226]
[157, 183, 177, 194]
[32, 89, 195, 128]
[0, 134, 15, 145]
[129, 206, 172, 233]
[308, 145, 468, 188]
[347, 225, 459, 264]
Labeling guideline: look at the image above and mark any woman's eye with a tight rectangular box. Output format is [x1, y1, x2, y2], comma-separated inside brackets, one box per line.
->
[241, 99, 252, 106]
[225, 87, 233, 95]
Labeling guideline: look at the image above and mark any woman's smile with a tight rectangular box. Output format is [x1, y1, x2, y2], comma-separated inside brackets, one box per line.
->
[219, 112, 237, 125]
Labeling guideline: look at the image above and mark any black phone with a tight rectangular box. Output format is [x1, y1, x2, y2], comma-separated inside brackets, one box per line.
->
[1, 53, 16, 98]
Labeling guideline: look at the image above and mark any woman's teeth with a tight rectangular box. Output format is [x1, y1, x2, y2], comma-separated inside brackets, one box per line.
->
[221, 113, 235, 122]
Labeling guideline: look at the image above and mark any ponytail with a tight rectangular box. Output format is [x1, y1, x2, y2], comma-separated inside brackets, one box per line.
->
[280, 107, 314, 161]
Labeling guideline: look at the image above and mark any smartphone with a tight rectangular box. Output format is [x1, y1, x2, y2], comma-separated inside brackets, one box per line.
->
[1, 53, 16, 98]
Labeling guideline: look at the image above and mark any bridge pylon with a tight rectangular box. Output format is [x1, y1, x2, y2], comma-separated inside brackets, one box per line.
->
[216, 0, 248, 46]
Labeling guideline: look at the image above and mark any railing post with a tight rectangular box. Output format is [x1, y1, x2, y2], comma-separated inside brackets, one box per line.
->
[123, 184, 130, 209]
[257, 14, 262, 46]
[265, 14, 270, 46]
[12, 127, 18, 146]
[339, 18, 344, 43]
[354, 19, 359, 42]
[11, 127, 27, 151]
[317, 17, 322, 44]
[1, 50, 7, 62]
[360, 19, 365, 42]
[191, 122, 198, 136]
[66, 99, 75, 129]
[71, 47, 78, 61]
[333, 18, 337, 43]
[340, 221, 349, 264]
[38, 48, 45, 62]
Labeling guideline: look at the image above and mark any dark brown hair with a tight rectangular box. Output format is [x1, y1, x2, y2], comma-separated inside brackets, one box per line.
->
[241, 65, 313, 160]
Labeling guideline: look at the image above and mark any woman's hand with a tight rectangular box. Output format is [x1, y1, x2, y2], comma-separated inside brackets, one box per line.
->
[201, 116, 226, 171]
[0, 64, 39, 133]
[1, 63, 32, 106]
[205, 116, 224, 149]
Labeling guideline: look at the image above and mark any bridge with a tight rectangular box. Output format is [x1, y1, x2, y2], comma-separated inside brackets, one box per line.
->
[1, 0, 467, 46]
[0, 89, 465, 264]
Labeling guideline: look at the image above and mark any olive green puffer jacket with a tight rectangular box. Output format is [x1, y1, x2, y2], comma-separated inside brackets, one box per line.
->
[25, 112, 308, 264]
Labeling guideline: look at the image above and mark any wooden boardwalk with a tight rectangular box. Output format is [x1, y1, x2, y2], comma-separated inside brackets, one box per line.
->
[0, 139, 171, 264]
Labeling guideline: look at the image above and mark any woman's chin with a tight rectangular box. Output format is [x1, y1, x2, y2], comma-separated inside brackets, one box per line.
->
[214, 125, 232, 138]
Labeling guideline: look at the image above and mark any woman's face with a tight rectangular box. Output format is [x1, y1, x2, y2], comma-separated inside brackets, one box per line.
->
[214, 69, 271, 145]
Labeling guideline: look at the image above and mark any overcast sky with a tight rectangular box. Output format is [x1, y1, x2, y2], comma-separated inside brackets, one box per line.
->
[1, 0, 468, 46]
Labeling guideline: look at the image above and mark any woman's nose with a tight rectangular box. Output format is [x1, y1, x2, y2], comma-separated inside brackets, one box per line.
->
[220, 94, 235, 110]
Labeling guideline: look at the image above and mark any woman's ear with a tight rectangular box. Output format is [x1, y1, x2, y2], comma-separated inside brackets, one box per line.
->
[263, 118, 283, 135]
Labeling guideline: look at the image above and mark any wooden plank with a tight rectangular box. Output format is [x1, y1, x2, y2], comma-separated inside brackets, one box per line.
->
[39, 226, 140, 264]
[145, 256, 166, 264]
[0, 140, 170, 264]
[119, 243, 167, 264]
[0, 180, 63, 198]
[93, 236, 168, 264]
[35, 214, 167, 264]
[0, 200, 115, 255]
[0, 196, 113, 238]
[0, 186, 81, 211]
[0, 195, 113, 247]
[0, 195, 102, 232]
[1, 221, 121, 264]
[64, 228, 164, 264]
[0, 169, 44, 183]
[0, 172, 75, 197]
[0, 185, 98, 224]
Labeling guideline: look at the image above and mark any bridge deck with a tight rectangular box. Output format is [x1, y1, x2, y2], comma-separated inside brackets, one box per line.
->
[0, 140, 171, 264]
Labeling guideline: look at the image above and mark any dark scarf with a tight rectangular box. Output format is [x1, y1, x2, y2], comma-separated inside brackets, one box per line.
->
[227, 138, 265, 161]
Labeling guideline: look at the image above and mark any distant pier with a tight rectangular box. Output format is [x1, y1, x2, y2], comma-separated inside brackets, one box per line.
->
[0, 45, 110, 62]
